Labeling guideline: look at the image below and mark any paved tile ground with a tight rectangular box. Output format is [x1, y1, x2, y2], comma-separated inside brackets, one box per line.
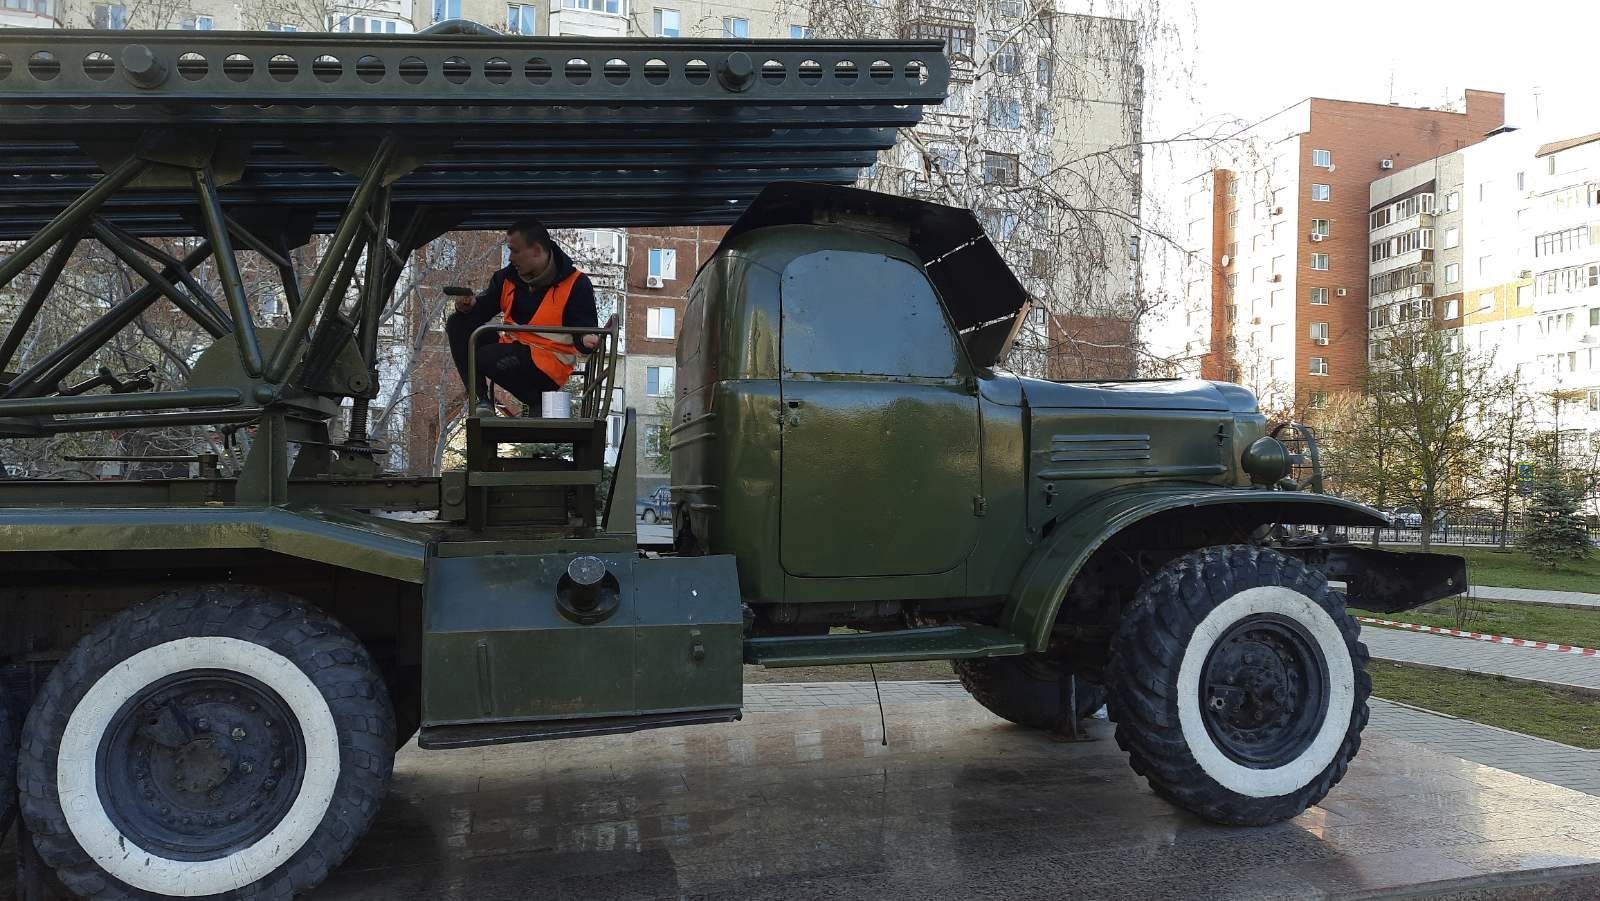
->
[1361, 627, 1600, 693]
[747, 682, 1600, 800]
[1468, 584, 1600, 609]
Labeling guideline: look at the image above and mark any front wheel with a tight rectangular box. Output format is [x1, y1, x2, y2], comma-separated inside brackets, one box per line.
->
[642, 509, 658, 524]
[18, 585, 395, 899]
[1105, 545, 1369, 826]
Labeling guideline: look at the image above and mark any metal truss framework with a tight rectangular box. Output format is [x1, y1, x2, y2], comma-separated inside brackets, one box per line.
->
[0, 30, 946, 503]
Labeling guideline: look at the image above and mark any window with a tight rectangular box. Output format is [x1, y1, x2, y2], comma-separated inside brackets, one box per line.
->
[1250, 266, 1262, 284]
[997, 0, 1024, 15]
[985, 37, 1019, 75]
[1311, 219, 1329, 237]
[433, 0, 460, 20]
[1443, 227, 1459, 249]
[1517, 171, 1526, 191]
[1270, 324, 1284, 342]
[1445, 192, 1459, 212]
[908, 21, 974, 60]
[1518, 284, 1533, 306]
[781, 252, 958, 377]
[981, 152, 1018, 186]
[507, 3, 536, 34]
[927, 141, 959, 174]
[92, 3, 127, 28]
[1444, 262, 1459, 284]
[1444, 299, 1459, 319]
[1312, 149, 1332, 168]
[1311, 184, 1330, 201]
[1036, 56, 1052, 88]
[979, 208, 1018, 242]
[646, 365, 675, 397]
[1534, 226, 1589, 258]
[1226, 210, 1238, 228]
[653, 8, 679, 36]
[1310, 322, 1329, 341]
[1310, 287, 1329, 305]
[984, 96, 1022, 129]
[1478, 291, 1495, 312]
[1270, 255, 1284, 275]
[562, 0, 623, 12]
[647, 248, 676, 280]
[1311, 253, 1329, 271]
[1592, 307, 1600, 327]
[1478, 255, 1494, 276]
[646, 307, 676, 339]
[1309, 391, 1328, 409]
[1310, 357, 1328, 375]
[181, 14, 214, 29]
[788, 24, 810, 39]
[269, 21, 301, 31]
[719, 15, 747, 37]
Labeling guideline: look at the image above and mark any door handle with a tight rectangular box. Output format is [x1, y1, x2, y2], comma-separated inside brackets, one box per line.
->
[784, 399, 801, 427]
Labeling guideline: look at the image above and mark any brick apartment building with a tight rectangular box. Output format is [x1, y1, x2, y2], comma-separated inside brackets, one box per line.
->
[1187, 90, 1505, 415]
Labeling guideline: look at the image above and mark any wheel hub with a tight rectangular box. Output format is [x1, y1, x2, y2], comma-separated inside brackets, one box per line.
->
[100, 671, 306, 860]
[1199, 614, 1329, 768]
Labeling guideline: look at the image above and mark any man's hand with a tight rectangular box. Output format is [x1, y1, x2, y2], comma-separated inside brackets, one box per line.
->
[455, 296, 475, 315]
[581, 334, 601, 350]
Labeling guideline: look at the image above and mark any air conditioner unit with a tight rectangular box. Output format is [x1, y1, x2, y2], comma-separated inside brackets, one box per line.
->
[1336, 287, 1349, 296]
[645, 275, 665, 288]
[1313, 337, 1329, 346]
[1220, 254, 1231, 267]
[1271, 206, 1284, 216]
[1268, 274, 1282, 283]
[1520, 269, 1532, 279]
[1380, 159, 1394, 169]
[1309, 233, 1324, 242]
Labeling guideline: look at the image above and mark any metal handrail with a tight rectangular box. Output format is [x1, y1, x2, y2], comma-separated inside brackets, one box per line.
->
[466, 323, 619, 420]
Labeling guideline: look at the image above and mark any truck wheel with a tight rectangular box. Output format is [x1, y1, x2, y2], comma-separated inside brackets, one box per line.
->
[1105, 545, 1369, 826]
[17, 584, 395, 899]
[953, 655, 1106, 730]
[642, 509, 657, 524]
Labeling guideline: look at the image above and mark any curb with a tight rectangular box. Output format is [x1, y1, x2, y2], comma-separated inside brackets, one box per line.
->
[1357, 616, 1600, 657]
[1368, 657, 1600, 702]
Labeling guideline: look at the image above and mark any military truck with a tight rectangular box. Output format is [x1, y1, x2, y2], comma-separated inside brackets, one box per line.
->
[0, 25, 1464, 900]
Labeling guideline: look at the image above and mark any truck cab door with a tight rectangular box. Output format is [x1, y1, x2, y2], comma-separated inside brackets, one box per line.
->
[778, 249, 981, 577]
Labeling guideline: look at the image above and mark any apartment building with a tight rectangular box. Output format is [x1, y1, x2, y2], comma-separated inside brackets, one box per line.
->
[1178, 91, 1504, 415]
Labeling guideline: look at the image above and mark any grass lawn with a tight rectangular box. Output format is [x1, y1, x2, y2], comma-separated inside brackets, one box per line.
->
[1351, 597, 1600, 649]
[742, 659, 956, 684]
[1384, 544, 1600, 594]
[1369, 661, 1600, 749]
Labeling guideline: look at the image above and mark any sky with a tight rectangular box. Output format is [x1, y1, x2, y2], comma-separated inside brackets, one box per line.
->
[1131, 0, 1600, 359]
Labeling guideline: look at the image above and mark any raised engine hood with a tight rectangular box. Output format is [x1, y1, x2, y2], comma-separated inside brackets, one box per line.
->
[1017, 377, 1259, 414]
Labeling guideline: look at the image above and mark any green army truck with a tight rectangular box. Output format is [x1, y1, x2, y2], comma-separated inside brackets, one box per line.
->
[0, 25, 1464, 900]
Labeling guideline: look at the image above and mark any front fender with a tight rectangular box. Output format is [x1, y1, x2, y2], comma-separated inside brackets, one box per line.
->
[1000, 486, 1388, 653]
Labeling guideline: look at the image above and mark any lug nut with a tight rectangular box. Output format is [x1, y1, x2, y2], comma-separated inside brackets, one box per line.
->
[196, 718, 210, 731]
[239, 761, 254, 775]
[232, 727, 246, 741]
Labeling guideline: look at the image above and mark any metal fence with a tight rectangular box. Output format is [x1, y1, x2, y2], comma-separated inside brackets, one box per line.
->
[1335, 511, 1600, 548]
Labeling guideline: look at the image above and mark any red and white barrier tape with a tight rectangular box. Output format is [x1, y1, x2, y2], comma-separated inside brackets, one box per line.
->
[1356, 616, 1600, 657]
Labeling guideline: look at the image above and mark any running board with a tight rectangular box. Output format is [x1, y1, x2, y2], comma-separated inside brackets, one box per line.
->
[418, 707, 742, 750]
[744, 625, 1026, 668]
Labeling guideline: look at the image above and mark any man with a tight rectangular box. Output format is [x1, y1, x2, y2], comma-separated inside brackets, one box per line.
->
[446, 218, 601, 413]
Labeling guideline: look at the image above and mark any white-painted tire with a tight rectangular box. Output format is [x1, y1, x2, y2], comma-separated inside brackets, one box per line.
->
[18, 585, 394, 899]
[1105, 545, 1370, 826]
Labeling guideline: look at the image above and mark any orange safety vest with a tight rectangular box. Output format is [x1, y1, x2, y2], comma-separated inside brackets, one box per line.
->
[498, 268, 584, 386]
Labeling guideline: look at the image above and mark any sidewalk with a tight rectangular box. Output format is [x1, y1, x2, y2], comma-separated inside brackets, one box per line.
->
[744, 681, 1600, 798]
[1361, 626, 1600, 693]
[1468, 584, 1600, 609]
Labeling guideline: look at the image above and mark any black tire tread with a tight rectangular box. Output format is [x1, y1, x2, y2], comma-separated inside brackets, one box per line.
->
[0, 698, 16, 839]
[17, 583, 396, 900]
[954, 656, 1107, 730]
[1104, 545, 1370, 826]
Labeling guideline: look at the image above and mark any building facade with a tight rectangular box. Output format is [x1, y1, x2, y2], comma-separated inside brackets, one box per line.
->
[1176, 91, 1505, 416]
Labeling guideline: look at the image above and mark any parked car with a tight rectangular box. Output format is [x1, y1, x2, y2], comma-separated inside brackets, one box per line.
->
[637, 485, 672, 523]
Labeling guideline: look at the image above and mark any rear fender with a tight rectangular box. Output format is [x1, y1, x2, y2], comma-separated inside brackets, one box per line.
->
[1001, 486, 1389, 652]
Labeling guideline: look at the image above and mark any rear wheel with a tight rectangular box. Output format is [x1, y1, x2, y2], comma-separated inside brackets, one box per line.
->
[1105, 545, 1369, 826]
[18, 584, 395, 899]
[0, 696, 16, 838]
[642, 509, 658, 524]
[954, 654, 1106, 730]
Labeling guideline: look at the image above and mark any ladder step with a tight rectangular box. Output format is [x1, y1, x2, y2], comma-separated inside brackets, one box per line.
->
[743, 625, 1026, 668]
[468, 470, 601, 488]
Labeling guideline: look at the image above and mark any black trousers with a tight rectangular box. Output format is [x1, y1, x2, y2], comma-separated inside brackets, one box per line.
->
[446, 313, 560, 407]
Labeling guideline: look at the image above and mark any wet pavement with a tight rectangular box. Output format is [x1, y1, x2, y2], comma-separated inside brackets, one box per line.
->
[7, 695, 1600, 899]
[309, 698, 1600, 900]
